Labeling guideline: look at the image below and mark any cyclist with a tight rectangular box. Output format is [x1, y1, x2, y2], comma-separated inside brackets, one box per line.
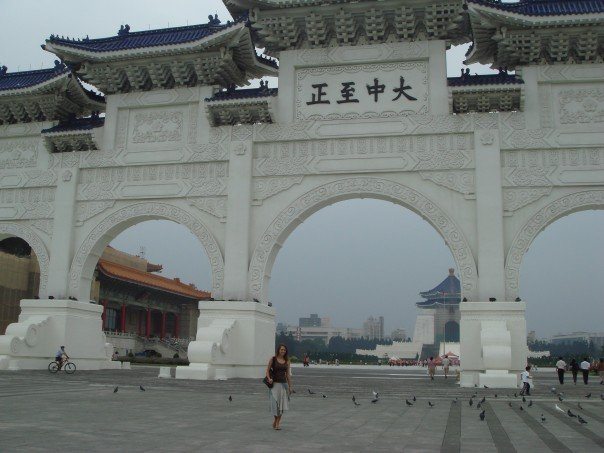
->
[55, 346, 69, 370]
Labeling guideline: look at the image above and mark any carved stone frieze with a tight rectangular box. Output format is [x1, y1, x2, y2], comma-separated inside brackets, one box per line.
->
[188, 197, 227, 220]
[505, 167, 553, 187]
[0, 223, 50, 297]
[0, 138, 39, 169]
[502, 187, 552, 213]
[296, 42, 429, 66]
[419, 171, 475, 196]
[69, 202, 224, 299]
[253, 134, 474, 176]
[75, 201, 116, 225]
[249, 177, 477, 302]
[29, 219, 54, 237]
[253, 176, 304, 203]
[505, 190, 604, 299]
[131, 111, 183, 144]
[77, 163, 228, 200]
[558, 87, 604, 125]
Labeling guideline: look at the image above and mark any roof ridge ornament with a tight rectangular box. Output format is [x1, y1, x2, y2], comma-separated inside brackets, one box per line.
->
[0, 65, 7, 76]
[208, 14, 221, 26]
[118, 24, 131, 37]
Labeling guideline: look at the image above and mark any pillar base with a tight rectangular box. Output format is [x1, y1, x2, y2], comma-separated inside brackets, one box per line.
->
[459, 301, 527, 389]
[175, 301, 275, 381]
[0, 299, 118, 371]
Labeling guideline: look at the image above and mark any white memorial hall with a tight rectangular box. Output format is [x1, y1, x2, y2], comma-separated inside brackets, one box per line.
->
[0, 0, 603, 387]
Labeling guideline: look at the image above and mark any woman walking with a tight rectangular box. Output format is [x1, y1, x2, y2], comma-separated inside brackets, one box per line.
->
[266, 344, 292, 430]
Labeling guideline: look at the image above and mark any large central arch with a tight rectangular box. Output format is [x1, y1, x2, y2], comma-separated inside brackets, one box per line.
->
[69, 202, 224, 301]
[0, 223, 50, 299]
[249, 177, 477, 303]
[505, 190, 604, 300]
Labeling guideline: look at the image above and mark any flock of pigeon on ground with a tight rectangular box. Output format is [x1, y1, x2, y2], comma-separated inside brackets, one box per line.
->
[109, 383, 602, 427]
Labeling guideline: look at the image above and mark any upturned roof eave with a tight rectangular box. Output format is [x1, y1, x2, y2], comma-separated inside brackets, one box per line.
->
[468, 2, 604, 26]
[0, 70, 69, 97]
[44, 22, 248, 63]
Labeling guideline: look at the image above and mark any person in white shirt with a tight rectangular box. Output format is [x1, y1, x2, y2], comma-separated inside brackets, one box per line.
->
[520, 365, 532, 396]
[442, 355, 451, 379]
[555, 357, 566, 385]
[580, 358, 591, 385]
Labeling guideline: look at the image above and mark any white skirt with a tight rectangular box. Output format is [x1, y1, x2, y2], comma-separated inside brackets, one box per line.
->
[269, 383, 289, 416]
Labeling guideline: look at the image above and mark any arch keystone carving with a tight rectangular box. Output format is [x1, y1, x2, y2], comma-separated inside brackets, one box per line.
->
[249, 177, 477, 302]
[69, 202, 224, 301]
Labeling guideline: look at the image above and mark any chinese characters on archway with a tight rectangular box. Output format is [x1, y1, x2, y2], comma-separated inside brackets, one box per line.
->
[307, 77, 417, 106]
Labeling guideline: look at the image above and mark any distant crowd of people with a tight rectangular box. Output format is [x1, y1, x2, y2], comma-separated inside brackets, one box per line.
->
[554, 357, 604, 385]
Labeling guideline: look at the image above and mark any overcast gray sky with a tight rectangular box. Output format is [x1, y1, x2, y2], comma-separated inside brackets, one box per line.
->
[3, 1, 603, 339]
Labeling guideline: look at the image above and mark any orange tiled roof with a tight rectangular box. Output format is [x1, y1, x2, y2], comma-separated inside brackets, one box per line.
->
[97, 259, 210, 300]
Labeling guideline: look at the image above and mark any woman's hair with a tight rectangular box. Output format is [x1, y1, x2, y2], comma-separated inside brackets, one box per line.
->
[276, 344, 289, 361]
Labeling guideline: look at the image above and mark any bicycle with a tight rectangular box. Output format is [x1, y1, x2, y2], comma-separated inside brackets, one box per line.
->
[48, 359, 76, 374]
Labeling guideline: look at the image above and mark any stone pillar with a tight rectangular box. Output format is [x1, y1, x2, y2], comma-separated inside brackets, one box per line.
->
[47, 168, 78, 299]
[222, 127, 253, 300]
[474, 128, 506, 301]
[120, 304, 126, 333]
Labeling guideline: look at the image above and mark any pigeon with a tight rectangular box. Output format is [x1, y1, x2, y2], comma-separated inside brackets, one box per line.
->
[479, 410, 485, 421]
[308, 389, 316, 395]
[585, 393, 591, 398]
[372, 390, 379, 399]
[428, 401, 435, 407]
[139, 385, 145, 392]
[453, 398, 458, 404]
[228, 395, 232, 402]
[477, 402, 482, 410]
[472, 393, 478, 398]
[480, 397, 486, 404]
[322, 393, 327, 399]
[354, 401, 361, 406]
[412, 395, 416, 402]
[494, 394, 498, 398]
[352, 395, 356, 403]
[567, 409, 577, 418]
[371, 397, 378, 404]
[541, 414, 546, 423]
[469, 398, 474, 407]
[508, 402, 513, 408]
[522, 396, 526, 403]
[578, 402, 583, 410]
[113, 386, 118, 393]
[514, 392, 518, 398]
[555, 404, 565, 414]
[484, 385, 489, 389]
[528, 400, 533, 408]
[520, 406, 524, 411]
[406, 399, 413, 406]
[550, 387, 557, 394]
[558, 395, 564, 402]
[578, 415, 588, 424]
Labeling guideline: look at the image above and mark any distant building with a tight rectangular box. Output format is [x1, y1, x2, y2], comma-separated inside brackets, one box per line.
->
[527, 330, 537, 344]
[299, 313, 322, 327]
[363, 316, 384, 340]
[551, 331, 604, 349]
[391, 328, 408, 341]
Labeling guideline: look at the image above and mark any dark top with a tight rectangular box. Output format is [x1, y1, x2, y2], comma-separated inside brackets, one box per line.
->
[570, 361, 580, 372]
[272, 357, 288, 383]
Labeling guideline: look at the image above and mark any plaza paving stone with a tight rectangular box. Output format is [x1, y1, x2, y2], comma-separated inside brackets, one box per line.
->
[1, 365, 603, 452]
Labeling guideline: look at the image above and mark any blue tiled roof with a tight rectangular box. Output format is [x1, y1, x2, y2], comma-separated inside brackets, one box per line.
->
[46, 16, 247, 53]
[206, 84, 278, 102]
[419, 273, 461, 299]
[0, 64, 68, 92]
[469, 0, 604, 16]
[448, 72, 524, 87]
[42, 115, 105, 134]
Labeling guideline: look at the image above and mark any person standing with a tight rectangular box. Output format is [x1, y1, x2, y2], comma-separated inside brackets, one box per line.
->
[427, 357, 436, 380]
[555, 357, 566, 385]
[580, 357, 591, 385]
[570, 359, 580, 385]
[442, 355, 451, 379]
[598, 358, 604, 385]
[520, 365, 532, 396]
[265, 344, 293, 430]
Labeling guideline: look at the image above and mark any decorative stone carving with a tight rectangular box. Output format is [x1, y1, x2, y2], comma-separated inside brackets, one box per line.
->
[505, 167, 552, 187]
[231, 125, 253, 142]
[0, 138, 38, 169]
[62, 170, 73, 182]
[253, 176, 304, 202]
[69, 202, 224, 300]
[29, 219, 54, 237]
[0, 223, 50, 297]
[505, 190, 604, 299]
[480, 131, 495, 146]
[24, 170, 57, 187]
[558, 88, 604, 125]
[131, 111, 183, 143]
[75, 201, 116, 225]
[188, 197, 227, 220]
[419, 171, 475, 196]
[233, 143, 247, 156]
[249, 177, 477, 302]
[502, 187, 552, 213]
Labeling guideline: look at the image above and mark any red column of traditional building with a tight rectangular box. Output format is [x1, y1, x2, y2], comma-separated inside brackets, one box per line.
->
[145, 308, 151, 338]
[120, 304, 126, 333]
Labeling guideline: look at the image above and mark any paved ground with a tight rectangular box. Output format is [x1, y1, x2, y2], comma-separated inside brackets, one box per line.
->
[1, 365, 603, 452]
